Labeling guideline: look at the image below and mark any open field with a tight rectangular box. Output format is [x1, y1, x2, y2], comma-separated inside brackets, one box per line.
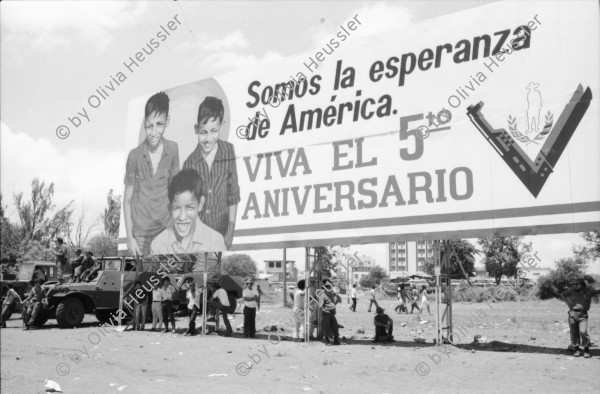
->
[1, 296, 599, 394]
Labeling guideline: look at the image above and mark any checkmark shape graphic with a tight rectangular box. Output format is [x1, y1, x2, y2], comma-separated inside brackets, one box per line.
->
[467, 84, 592, 197]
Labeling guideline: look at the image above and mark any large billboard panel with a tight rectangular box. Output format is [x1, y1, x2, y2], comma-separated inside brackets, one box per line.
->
[118, 1, 600, 255]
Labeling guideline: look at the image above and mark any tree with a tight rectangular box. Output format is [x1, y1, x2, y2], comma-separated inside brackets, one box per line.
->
[573, 230, 600, 260]
[87, 234, 117, 258]
[537, 257, 587, 299]
[422, 240, 478, 278]
[222, 254, 258, 277]
[1, 194, 21, 265]
[478, 235, 530, 284]
[102, 189, 122, 237]
[13, 178, 74, 242]
[359, 266, 388, 288]
[67, 204, 99, 249]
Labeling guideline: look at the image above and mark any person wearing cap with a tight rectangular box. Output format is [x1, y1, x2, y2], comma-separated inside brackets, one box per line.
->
[70, 249, 85, 282]
[374, 306, 394, 342]
[242, 278, 259, 338]
[557, 278, 600, 358]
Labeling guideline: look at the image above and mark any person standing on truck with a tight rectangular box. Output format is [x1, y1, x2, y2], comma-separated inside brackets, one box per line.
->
[159, 277, 177, 333]
[210, 282, 232, 337]
[52, 237, 68, 283]
[242, 278, 259, 338]
[1, 284, 22, 328]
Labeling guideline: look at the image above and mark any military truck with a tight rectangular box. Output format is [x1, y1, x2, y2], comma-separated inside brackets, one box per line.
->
[0, 261, 58, 320]
[34, 255, 243, 328]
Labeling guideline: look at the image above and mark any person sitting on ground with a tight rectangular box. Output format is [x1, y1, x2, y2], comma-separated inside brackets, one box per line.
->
[557, 278, 600, 358]
[374, 307, 394, 342]
[1, 284, 22, 328]
[23, 280, 46, 330]
[70, 249, 85, 282]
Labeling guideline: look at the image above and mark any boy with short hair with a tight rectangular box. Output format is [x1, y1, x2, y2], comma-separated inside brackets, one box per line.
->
[124, 91, 180, 256]
[185, 280, 202, 336]
[558, 278, 600, 358]
[183, 97, 240, 250]
[293, 280, 306, 341]
[52, 237, 68, 283]
[159, 277, 177, 333]
[210, 282, 232, 336]
[23, 280, 45, 330]
[150, 281, 163, 331]
[150, 168, 227, 254]
[242, 278, 259, 338]
[349, 283, 357, 312]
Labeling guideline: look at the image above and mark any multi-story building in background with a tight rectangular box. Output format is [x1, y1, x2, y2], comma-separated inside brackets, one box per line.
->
[336, 253, 375, 284]
[261, 260, 297, 283]
[388, 241, 436, 278]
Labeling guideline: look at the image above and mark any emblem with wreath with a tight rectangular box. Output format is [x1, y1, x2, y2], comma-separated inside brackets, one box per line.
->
[507, 111, 553, 145]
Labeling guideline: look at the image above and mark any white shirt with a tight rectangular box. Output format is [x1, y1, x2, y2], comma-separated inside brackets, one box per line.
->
[204, 143, 218, 171]
[152, 288, 163, 302]
[187, 289, 202, 309]
[294, 289, 305, 309]
[351, 288, 356, 298]
[159, 284, 176, 301]
[213, 288, 229, 307]
[370, 289, 376, 300]
[243, 288, 259, 308]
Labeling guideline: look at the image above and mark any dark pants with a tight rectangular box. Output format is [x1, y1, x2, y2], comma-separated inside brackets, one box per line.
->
[375, 324, 393, 341]
[322, 312, 339, 338]
[187, 305, 198, 335]
[211, 300, 232, 335]
[368, 299, 379, 312]
[351, 298, 357, 312]
[410, 302, 421, 314]
[244, 306, 256, 337]
[161, 300, 176, 330]
[1, 302, 16, 326]
[569, 311, 590, 348]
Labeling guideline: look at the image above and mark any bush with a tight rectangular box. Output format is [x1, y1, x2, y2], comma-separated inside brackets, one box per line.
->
[537, 257, 587, 300]
[452, 283, 536, 303]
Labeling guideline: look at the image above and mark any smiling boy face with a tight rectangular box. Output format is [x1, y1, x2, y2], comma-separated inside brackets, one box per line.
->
[170, 190, 205, 239]
[195, 117, 221, 155]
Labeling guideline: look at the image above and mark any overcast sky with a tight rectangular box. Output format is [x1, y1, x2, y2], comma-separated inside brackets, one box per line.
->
[1, 0, 595, 273]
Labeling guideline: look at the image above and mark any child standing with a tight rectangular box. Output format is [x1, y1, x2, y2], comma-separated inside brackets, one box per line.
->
[183, 97, 240, 250]
[133, 281, 148, 331]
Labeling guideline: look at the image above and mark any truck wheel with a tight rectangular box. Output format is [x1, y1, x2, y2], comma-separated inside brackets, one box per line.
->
[227, 294, 237, 314]
[95, 309, 117, 324]
[56, 298, 85, 328]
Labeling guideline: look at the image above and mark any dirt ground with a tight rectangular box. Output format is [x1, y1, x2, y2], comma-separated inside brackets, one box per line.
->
[1, 295, 599, 394]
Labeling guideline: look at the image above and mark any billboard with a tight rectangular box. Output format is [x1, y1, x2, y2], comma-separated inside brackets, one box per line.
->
[118, 1, 600, 255]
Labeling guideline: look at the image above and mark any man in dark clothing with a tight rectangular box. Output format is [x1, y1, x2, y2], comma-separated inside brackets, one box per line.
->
[558, 278, 600, 358]
[318, 279, 341, 346]
[23, 280, 46, 330]
[374, 307, 394, 342]
[70, 249, 84, 282]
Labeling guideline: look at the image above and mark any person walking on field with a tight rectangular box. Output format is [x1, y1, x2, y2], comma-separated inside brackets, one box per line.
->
[367, 285, 379, 313]
[420, 285, 431, 315]
[410, 286, 421, 314]
[557, 278, 600, 358]
[349, 283, 357, 312]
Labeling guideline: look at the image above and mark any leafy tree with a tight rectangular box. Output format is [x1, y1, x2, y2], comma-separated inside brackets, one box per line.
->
[537, 257, 587, 299]
[422, 240, 478, 278]
[13, 178, 73, 242]
[102, 189, 122, 237]
[222, 254, 258, 277]
[573, 230, 600, 260]
[67, 204, 99, 249]
[478, 235, 530, 284]
[359, 266, 388, 288]
[86, 233, 117, 258]
[1, 194, 21, 265]
[19, 239, 54, 263]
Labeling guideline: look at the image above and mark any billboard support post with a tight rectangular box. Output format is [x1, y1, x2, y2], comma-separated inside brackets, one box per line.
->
[283, 248, 287, 307]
